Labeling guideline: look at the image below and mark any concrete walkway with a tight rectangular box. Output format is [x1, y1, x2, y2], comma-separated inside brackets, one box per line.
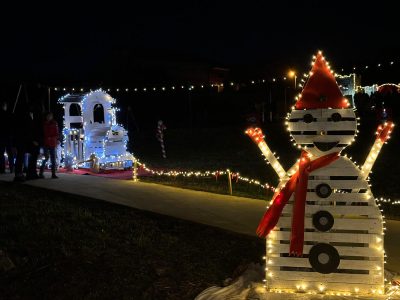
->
[0, 173, 267, 236]
[1, 172, 399, 273]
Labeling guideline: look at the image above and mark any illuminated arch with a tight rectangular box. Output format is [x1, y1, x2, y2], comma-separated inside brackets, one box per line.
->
[93, 103, 105, 123]
[69, 103, 81, 116]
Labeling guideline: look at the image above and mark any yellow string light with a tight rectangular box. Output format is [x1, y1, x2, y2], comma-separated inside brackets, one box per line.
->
[48, 56, 399, 93]
[134, 159, 276, 193]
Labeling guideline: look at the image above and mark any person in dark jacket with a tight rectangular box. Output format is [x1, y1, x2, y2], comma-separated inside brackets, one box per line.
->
[0, 101, 14, 173]
[13, 104, 42, 181]
[39, 112, 59, 179]
[13, 110, 26, 181]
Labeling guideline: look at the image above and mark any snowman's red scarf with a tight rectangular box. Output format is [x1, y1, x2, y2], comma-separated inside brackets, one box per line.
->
[256, 151, 339, 256]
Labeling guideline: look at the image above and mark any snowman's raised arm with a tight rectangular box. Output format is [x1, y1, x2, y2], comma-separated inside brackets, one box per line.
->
[361, 121, 394, 179]
[245, 127, 287, 179]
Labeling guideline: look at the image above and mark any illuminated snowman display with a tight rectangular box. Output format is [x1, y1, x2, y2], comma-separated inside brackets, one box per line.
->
[60, 89, 133, 169]
[246, 52, 394, 296]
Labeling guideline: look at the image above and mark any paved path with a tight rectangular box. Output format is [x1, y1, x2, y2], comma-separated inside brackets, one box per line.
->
[1, 173, 399, 273]
[0, 173, 267, 236]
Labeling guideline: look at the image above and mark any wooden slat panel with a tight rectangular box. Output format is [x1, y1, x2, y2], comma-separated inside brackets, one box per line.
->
[321, 108, 357, 119]
[277, 217, 381, 234]
[289, 109, 322, 120]
[268, 266, 383, 276]
[270, 231, 381, 244]
[310, 170, 361, 177]
[315, 156, 354, 168]
[288, 109, 356, 120]
[269, 244, 382, 257]
[269, 270, 382, 285]
[282, 204, 381, 217]
[307, 179, 369, 190]
[289, 121, 357, 132]
[299, 192, 373, 202]
[269, 257, 381, 270]
[290, 135, 354, 144]
[310, 157, 362, 176]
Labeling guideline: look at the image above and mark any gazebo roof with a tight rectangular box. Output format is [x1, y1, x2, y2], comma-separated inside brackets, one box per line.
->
[58, 94, 86, 103]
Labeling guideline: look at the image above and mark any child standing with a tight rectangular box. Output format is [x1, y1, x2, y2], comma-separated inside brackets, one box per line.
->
[39, 112, 59, 179]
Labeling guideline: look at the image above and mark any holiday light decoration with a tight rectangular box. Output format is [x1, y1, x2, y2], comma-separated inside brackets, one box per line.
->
[246, 51, 395, 296]
[362, 121, 394, 179]
[59, 89, 133, 170]
[135, 159, 276, 193]
[134, 160, 400, 208]
[40, 54, 400, 96]
[245, 128, 286, 179]
[48, 56, 400, 94]
[376, 198, 400, 206]
[359, 82, 400, 96]
[156, 120, 167, 159]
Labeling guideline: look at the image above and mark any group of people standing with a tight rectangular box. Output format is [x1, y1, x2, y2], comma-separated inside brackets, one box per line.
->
[0, 101, 60, 181]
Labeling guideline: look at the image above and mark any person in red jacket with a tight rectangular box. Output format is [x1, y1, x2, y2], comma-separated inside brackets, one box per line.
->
[39, 112, 59, 179]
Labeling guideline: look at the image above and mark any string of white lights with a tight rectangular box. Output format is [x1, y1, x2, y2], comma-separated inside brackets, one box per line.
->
[135, 160, 276, 193]
[48, 57, 400, 94]
[132, 159, 400, 207]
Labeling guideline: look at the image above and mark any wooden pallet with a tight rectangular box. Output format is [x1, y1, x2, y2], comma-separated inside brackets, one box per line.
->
[265, 156, 385, 295]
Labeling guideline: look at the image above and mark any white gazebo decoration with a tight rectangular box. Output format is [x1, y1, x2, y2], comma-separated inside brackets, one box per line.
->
[59, 89, 133, 169]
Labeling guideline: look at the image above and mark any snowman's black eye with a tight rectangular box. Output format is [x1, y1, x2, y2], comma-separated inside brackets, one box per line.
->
[303, 114, 314, 123]
[331, 113, 342, 122]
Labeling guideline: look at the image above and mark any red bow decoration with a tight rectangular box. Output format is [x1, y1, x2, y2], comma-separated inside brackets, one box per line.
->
[256, 151, 339, 256]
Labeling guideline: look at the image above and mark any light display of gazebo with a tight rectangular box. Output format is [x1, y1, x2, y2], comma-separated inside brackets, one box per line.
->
[59, 89, 133, 170]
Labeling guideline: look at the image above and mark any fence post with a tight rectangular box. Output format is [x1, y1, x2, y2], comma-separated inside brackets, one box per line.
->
[227, 169, 233, 195]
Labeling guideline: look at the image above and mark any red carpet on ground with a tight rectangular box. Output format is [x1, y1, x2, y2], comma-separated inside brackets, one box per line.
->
[55, 168, 150, 180]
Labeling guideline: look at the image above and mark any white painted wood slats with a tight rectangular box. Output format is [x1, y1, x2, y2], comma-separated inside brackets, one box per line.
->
[269, 256, 380, 270]
[288, 108, 357, 121]
[270, 244, 382, 258]
[277, 217, 381, 234]
[282, 204, 381, 217]
[269, 231, 381, 245]
[265, 155, 384, 295]
[289, 121, 357, 132]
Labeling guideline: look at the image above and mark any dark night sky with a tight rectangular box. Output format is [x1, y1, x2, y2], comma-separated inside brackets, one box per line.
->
[2, 1, 399, 84]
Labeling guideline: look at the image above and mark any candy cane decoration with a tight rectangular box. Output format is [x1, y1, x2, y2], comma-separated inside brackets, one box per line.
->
[156, 120, 167, 159]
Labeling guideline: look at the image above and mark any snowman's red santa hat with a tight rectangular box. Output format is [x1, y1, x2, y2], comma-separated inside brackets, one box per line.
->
[295, 51, 350, 110]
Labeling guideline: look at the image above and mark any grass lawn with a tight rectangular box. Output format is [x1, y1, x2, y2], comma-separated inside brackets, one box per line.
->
[0, 181, 263, 300]
[133, 118, 400, 202]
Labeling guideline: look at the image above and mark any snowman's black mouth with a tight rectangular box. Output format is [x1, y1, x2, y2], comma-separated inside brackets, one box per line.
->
[313, 142, 339, 151]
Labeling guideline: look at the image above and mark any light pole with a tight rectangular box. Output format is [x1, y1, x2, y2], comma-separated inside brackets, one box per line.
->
[288, 70, 297, 89]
